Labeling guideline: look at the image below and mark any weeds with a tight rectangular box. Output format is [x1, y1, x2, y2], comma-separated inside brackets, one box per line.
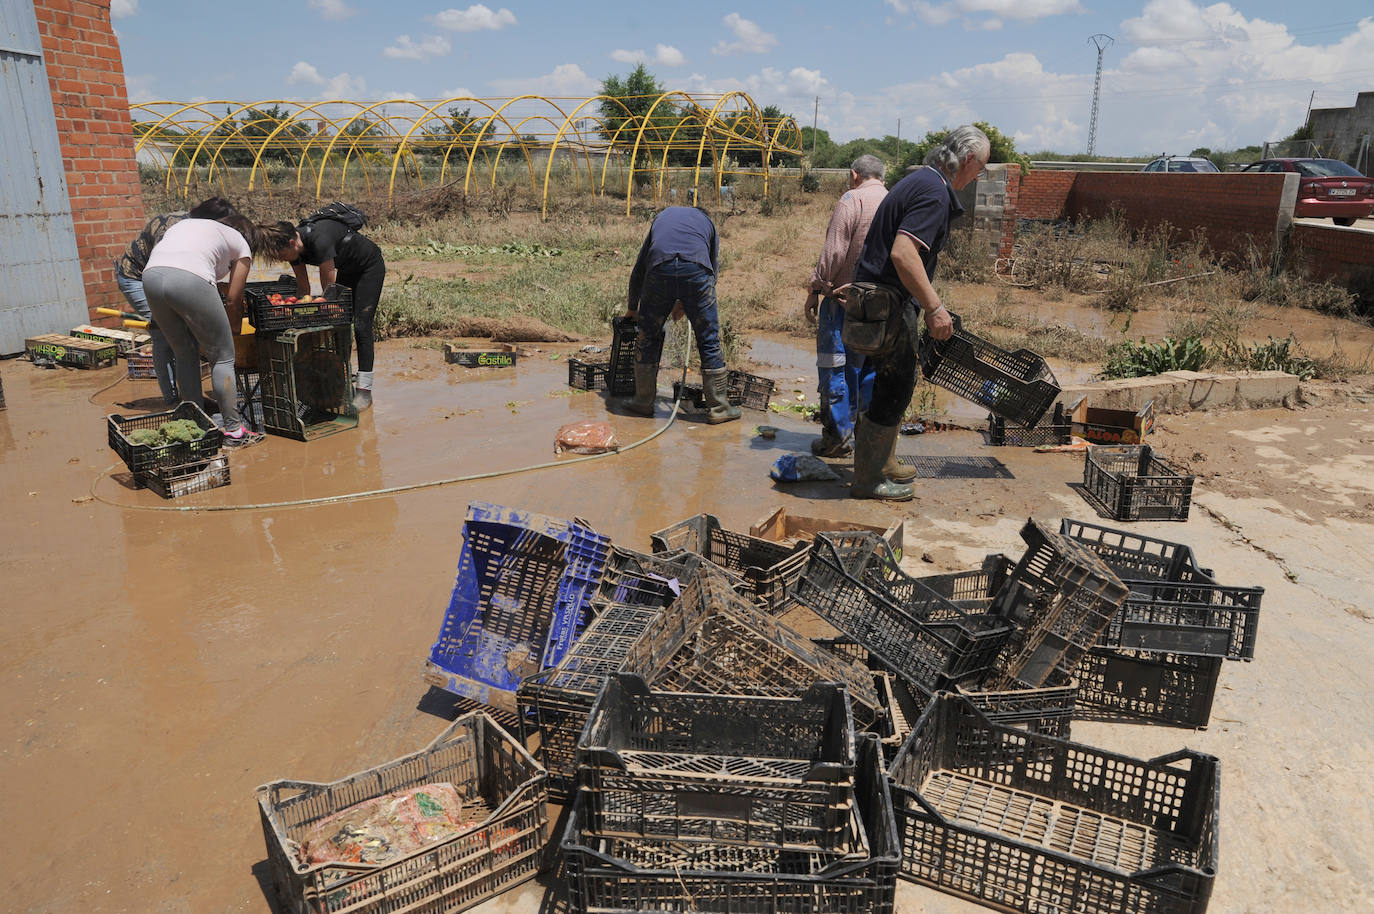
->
[1100, 336, 1210, 379]
[939, 228, 997, 284]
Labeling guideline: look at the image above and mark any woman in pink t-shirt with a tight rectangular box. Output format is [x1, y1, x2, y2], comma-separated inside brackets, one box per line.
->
[142, 215, 263, 446]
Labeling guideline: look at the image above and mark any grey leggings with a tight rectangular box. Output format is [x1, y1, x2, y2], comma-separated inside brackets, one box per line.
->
[142, 266, 242, 432]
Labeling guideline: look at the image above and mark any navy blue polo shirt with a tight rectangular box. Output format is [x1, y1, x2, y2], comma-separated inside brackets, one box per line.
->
[627, 206, 719, 308]
[853, 166, 964, 295]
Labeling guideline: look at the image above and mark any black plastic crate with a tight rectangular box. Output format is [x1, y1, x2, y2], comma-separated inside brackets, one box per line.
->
[1099, 581, 1263, 661]
[890, 693, 1219, 914]
[650, 513, 810, 612]
[246, 283, 354, 333]
[1059, 518, 1216, 584]
[987, 519, 1129, 690]
[608, 316, 637, 397]
[576, 675, 858, 847]
[126, 343, 157, 380]
[517, 602, 664, 799]
[256, 325, 357, 441]
[986, 401, 1071, 447]
[919, 312, 1060, 427]
[634, 567, 886, 730]
[257, 710, 548, 914]
[597, 546, 708, 609]
[567, 357, 610, 391]
[1076, 646, 1221, 729]
[671, 370, 776, 411]
[235, 368, 265, 433]
[1084, 444, 1196, 522]
[563, 733, 897, 914]
[141, 455, 231, 499]
[108, 401, 225, 474]
[794, 533, 1015, 693]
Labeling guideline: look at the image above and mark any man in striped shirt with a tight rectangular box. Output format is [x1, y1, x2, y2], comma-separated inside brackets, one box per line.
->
[804, 155, 888, 457]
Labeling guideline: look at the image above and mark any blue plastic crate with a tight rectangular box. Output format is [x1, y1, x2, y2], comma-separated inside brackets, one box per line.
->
[425, 503, 610, 713]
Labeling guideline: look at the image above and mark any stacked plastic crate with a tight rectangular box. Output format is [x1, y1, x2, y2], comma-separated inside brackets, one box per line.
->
[106, 402, 229, 498]
[1062, 518, 1263, 729]
[562, 674, 899, 914]
[651, 513, 811, 613]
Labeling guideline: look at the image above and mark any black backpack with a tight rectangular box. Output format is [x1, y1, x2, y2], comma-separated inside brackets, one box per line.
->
[302, 202, 367, 233]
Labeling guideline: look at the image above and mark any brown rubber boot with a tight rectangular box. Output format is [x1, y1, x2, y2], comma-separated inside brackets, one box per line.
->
[702, 367, 741, 424]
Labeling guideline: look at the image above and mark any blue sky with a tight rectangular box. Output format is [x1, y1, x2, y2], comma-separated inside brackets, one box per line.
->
[113, 0, 1374, 155]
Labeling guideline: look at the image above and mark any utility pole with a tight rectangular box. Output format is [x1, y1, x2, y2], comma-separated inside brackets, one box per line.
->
[897, 118, 901, 145]
[1087, 33, 1113, 157]
[812, 96, 819, 159]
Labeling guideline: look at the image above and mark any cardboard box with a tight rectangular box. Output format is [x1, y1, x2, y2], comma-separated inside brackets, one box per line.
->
[1068, 396, 1154, 444]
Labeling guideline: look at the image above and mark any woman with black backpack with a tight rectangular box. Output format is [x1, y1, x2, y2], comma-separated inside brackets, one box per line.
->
[261, 204, 385, 410]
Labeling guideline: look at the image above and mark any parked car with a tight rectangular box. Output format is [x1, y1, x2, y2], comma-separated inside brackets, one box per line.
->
[1142, 156, 1220, 173]
[1241, 158, 1374, 226]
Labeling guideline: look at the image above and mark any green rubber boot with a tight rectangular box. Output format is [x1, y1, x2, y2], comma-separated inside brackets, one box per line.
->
[851, 414, 914, 501]
[626, 362, 658, 417]
[701, 367, 741, 424]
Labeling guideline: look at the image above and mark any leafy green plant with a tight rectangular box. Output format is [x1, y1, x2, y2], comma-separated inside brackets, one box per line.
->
[1100, 335, 1211, 379]
[1216, 334, 1318, 380]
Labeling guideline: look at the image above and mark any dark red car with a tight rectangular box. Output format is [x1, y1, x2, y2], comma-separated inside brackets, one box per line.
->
[1242, 158, 1374, 225]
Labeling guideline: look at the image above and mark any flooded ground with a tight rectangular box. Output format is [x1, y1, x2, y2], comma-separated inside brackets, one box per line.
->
[2, 341, 1373, 913]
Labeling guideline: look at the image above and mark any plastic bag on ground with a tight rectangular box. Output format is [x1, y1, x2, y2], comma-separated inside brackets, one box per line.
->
[770, 454, 841, 482]
[555, 420, 620, 455]
[298, 782, 468, 867]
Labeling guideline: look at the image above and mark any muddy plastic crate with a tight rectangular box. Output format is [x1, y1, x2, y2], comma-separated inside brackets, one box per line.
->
[425, 503, 610, 714]
[26, 333, 118, 369]
[567, 357, 610, 391]
[142, 454, 231, 499]
[1084, 444, 1196, 522]
[126, 343, 158, 380]
[563, 733, 898, 914]
[516, 602, 664, 799]
[1059, 518, 1217, 584]
[595, 546, 708, 608]
[256, 324, 358, 441]
[108, 401, 224, 474]
[794, 532, 1014, 692]
[919, 312, 1060, 427]
[246, 283, 353, 333]
[986, 519, 1130, 690]
[986, 401, 1072, 447]
[607, 316, 637, 397]
[890, 693, 1218, 914]
[575, 674, 858, 850]
[1076, 646, 1221, 729]
[257, 710, 547, 914]
[650, 513, 810, 612]
[631, 566, 886, 730]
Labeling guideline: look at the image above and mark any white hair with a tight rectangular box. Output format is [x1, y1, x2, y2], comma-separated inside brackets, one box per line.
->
[924, 125, 991, 176]
[850, 154, 885, 180]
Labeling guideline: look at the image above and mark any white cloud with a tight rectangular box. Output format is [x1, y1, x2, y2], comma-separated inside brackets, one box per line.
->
[285, 61, 366, 99]
[433, 4, 517, 32]
[440, 87, 476, 99]
[383, 34, 452, 60]
[610, 44, 686, 67]
[713, 13, 777, 55]
[124, 72, 156, 104]
[111, 0, 139, 18]
[886, 0, 1082, 25]
[487, 63, 598, 96]
[307, 0, 357, 20]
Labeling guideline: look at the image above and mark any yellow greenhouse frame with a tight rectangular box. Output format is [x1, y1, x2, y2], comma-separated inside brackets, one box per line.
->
[131, 93, 803, 217]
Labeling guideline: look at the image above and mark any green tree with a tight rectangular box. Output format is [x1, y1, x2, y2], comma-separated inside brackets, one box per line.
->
[598, 64, 676, 148]
[898, 121, 1029, 179]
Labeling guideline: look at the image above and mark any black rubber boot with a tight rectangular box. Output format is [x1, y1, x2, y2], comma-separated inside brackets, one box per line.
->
[701, 367, 741, 424]
[851, 414, 914, 501]
[626, 363, 658, 417]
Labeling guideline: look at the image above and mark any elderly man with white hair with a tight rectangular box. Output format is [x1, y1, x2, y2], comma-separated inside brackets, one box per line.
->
[803, 154, 888, 458]
[845, 125, 990, 501]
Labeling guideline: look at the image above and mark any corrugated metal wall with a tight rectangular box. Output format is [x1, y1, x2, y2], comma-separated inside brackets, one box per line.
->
[0, 0, 88, 354]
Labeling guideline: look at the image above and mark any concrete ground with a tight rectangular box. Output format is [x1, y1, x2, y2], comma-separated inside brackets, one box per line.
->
[2, 339, 1371, 913]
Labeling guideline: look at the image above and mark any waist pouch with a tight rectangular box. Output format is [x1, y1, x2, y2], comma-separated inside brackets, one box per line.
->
[839, 282, 909, 358]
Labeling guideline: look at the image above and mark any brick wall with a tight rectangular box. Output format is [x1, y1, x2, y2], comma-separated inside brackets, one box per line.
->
[34, 0, 147, 326]
[1290, 223, 1374, 288]
[1065, 173, 1293, 262]
[1017, 171, 1075, 219]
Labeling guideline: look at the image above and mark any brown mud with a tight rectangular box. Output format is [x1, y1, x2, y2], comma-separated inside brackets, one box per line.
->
[2, 339, 1372, 913]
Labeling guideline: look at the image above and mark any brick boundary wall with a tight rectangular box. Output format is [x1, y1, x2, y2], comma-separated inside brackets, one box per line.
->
[1065, 173, 1293, 264]
[1016, 171, 1075, 220]
[34, 0, 147, 326]
[1290, 224, 1374, 289]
